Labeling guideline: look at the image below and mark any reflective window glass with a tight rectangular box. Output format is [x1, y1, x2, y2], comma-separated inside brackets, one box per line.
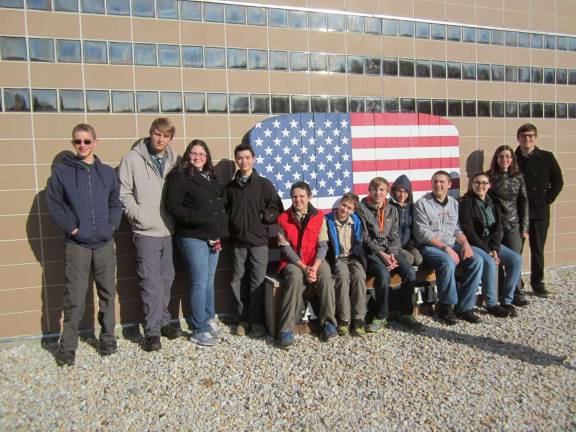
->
[81, 0, 104, 13]
[287, 10, 305, 28]
[86, 90, 110, 112]
[448, 100, 462, 116]
[556, 69, 567, 85]
[309, 53, 328, 72]
[416, 60, 430, 78]
[569, 104, 576, 118]
[250, 94, 269, 114]
[308, 12, 326, 31]
[491, 64, 504, 81]
[327, 14, 345, 32]
[505, 65, 517, 82]
[246, 7, 266, 26]
[204, 47, 225, 68]
[462, 27, 476, 43]
[531, 102, 543, 117]
[349, 97, 365, 113]
[311, 96, 329, 112]
[180, 1, 201, 21]
[531, 67, 543, 83]
[365, 57, 381, 75]
[398, 20, 414, 37]
[517, 32, 530, 48]
[248, 49, 267, 70]
[291, 95, 309, 113]
[269, 50, 288, 71]
[60, 89, 84, 112]
[107, 0, 129, 15]
[157, 0, 177, 18]
[132, 0, 153, 16]
[83, 41, 107, 64]
[556, 36, 568, 51]
[570, 37, 576, 51]
[557, 103, 567, 118]
[447, 25, 461, 41]
[399, 59, 414, 77]
[54, 0, 77, 12]
[491, 30, 504, 45]
[184, 92, 205, 113]
[447, 61, 461, 79]
[32, 89, 57, 112]
[531, 33, 543, 49]
[271, 95, 289, 114]
[112, 90, 134, 112]
[417, 99, 431, 114]
[432, 99, 446, 116]
[109, 42, 132, 64]
[29, 38, 54, 62]
[382, 57, 398, 76]
[56, 39, 81, 63]
[364, 17, 381, 35]
[161, 92, 182, 112]
[203, 2, 223, 22]
[431, 24, 445, 40]
[1, 37, 27, 61]
[366, 98, 382, 113]
[544, 35, 555, 50]
[206, 93, 227, 113]
[347, 56, 364, 74]
[505, 102, 517, 117]
[268, 9, 287, 27]
[136, 91, 159, 112]
[505, 31, 517, 47]
[4, 88, 30, 111]
[0, 0, 24, 8]
[383, 98, 399, 113]
[182, 46, 203, 67]
[477, 64, 490, 81]
[290, 52, 308, 72]
[346, 15, 364, 33]
[569, 70, 576, 85]
[158, 44, 180, 67]
[431, 61, 446, 78]
[134, 43, 156, 65]
[477, 101, 491, 117]
[227, 48, 247, 69]
[329, 97, 347, 113]
[544, 102, 555, 118]
[544, 68, 555, 84]
[518, 102, 530, 117]
[463, 100, 476, 117]
[415, 22, 430, 39]
[28, 0, 51, 10]
[329, 54, 346, 73]
[462, 63, 476, 80]
[225, 5, 245, 24]
[477, 28, 490, 44]
[382, 19, 397, 36]
[400, 98, 415, 113]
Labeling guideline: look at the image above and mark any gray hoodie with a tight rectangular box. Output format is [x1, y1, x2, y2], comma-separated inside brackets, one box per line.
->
[118, 139, 177, 237]
[413, 192, 462, 247]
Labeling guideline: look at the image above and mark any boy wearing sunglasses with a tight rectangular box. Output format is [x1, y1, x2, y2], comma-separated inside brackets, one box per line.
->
[46, 123, 122, 366]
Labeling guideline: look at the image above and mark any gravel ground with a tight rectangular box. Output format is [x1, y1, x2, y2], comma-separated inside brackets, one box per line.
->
[1, 271, 575, 432]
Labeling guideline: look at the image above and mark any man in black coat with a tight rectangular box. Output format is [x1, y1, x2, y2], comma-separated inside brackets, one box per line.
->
[515, 123, 563, 298]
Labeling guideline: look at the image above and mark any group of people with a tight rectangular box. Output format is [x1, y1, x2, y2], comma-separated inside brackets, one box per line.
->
[46, 119, 563, 364]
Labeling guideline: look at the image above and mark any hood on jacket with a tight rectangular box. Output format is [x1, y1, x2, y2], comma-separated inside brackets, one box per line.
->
[134, 138, 176, 179]
[391, 174, 414, 204]
[61, 153, 105, 187]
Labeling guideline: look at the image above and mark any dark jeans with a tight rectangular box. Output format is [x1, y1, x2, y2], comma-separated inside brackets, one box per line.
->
[230, 245, 268, 325]
[528, 218, 550, 290]
[366, 252, 415, 319]
[501, 227, 524, 297]
[60, 240, 117, 352]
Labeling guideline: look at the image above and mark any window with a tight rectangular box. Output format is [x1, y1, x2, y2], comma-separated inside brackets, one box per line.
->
[309, 53, 328, 72]
[86, 90, 110, 112]
[311, 96, 329, 112]
[531, 67, 543, 84]
[161, 92, 182, 112]
[136, 91, 159, 112]
[107, 0, 129, 15]
[60, 89, 84, 112]
[268, 9, 287, 27]
[29, 38, 54, 62]
[346, 15, 364, 33]
[349, 98, 365, 113]
[398, 20, 414, 38]
[206, 93, 227, 113]
[248, 50, 267, 70]
[366, 98, 382, 113]
[246, 7, 266, 26]
[134, 43, 156, 65]
[271, 95, 289, 113]
[290, 52, 308, 72]
[250, 94, 269, 114]
[432, 99, 446, 116]
[416, 60, 430, 78]
[518, 66, 530, 83]
[184, 92, 205, 113]
[365, 57, 381, 75]
[291, 95, 309, 113]
[431, 24, 445, 40]
[57, 40, 81, 63]
[83, 41, 107, 64]
[203, 2, 223, 22]
[557, 103, 567, 118]
[270, 51, 288, 71]
[399, 59, 414, 77]
[492, 101, 504, 117]
[544, 102, 555, 118]
[491, 30, 504, 45]
[491, 65, 504, 81]
[448, 100, 462, 116]
[417, 99, 431, 114]
[157, 0, 177, 19]
[81, 0, 104, 13]
[477, 100, 490, 117]
[447, 62, 461, 79]
[505, 66, 517, 82]
[569, 70, 576, 85]
[383, 98, 399, 113]
[400, 98, 415, 113]
[158, 44, 180, 67]
[180, 1, 201, 21]
[447, 25, 461, 42]
[518, 102, 530, 117]
[569, 104, 576, 118]
[415, 22, 430, 39]
[557, 36, 568, 51]
[54, 0, 77, 12]
[132, 0, 153, 17]
[517, 32, 530, 48]
[462, 27, 476, 43]
[431, 61, 446, 78]
[477, 28, 490, 44]
[544, 68, 555, 84]
[225, 5, 245, 24]
[382, 57, 398, 76]
[531, 33, 543, 49]
[182, 46, 203, 67]
[364, 17, 381, 35]
[32, 89, 57, 112]
[463, 100, 476, 116]
[227, 48, 247, 69]
[287, 10, 306, 28]
[1, 37, 27, 61]
[477, 64, 490, 81]
[109, 42, 132, 65]
[556, 69, 567, 85]
[570, 37, 576, 51]
[505, 101, 518, 118]
[544, 35, 555, 50]
[462, 63, 476, 80]
[382, 19, 397, 36]
[329, 55, 346, 73]
[329, 97, 347, 113]
[112, 90, 134, 112]
[347, 56, 364, 74]
[505, 31, 517, 47]
[327, 14, 345, 32]
[308, 12, 326, 31]
[4, 88, 30, 111]
[229, 93, 249, 113]
[1, 0, 24, 8]
[204, 47, 225, 68]
[531, 102, 543, 118]
[28, 0, 51, 10]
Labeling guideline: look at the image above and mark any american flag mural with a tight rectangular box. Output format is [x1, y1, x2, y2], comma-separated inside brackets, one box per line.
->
[249, 113, 460, 211]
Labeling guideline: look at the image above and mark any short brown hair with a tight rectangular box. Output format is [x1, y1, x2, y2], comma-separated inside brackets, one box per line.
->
[71, 123, 97, 140]
[340, 192, 360, 209]
[368, 177, 389, 191]
[431, 170, 451, 181]
[149, 117, 176, 138]
[516, 123, 537, 139]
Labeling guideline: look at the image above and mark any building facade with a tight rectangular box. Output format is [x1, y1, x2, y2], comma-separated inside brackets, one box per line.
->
[1, 0, 575, 339]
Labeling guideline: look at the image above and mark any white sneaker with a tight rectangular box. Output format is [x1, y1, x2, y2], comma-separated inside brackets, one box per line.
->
[208, 320, 222, 339]
[190, 331, 219, 347]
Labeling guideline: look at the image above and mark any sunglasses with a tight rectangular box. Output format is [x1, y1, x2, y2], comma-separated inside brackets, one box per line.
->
[72, 139, 93, 145]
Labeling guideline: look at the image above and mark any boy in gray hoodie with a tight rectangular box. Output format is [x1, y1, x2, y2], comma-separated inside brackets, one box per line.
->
[118, 118, 180, 351]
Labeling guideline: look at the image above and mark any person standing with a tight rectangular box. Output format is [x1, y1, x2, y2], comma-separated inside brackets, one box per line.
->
[118, 118, 180, 352]
[514, 123, 563, 298]
[225, 143, 283, 338]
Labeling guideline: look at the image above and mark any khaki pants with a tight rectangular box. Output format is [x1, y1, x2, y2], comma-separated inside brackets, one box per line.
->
[334, 258, 367, 323]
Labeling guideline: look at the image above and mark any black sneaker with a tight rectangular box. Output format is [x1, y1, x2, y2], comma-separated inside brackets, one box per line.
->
[501, 304, 518, 318]
[160, 325, 182, 340]
[100, 340, 118, 356]
[456, 310, 482, 324]
[486, 304, 510, 318]
[55, 349, 75, 367]
[512, 295, 530, 307]
[144, 335, 161, 352]
[532, 286, 549, 298]
[437, 303, 458, 326]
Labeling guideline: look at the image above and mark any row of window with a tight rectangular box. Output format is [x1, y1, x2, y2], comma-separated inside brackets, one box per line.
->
[3, 87, 576, 119]
[3, 37, 576, 86]
[2, 0, 576, 52]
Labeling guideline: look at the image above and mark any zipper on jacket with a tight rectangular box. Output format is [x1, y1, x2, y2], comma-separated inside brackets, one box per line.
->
[88, 170, 96, 239]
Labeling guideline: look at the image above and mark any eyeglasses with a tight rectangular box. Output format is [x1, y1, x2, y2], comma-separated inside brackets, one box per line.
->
[519, 133, 536, 139]
[473, 181, 490, 185]
[190, 152, 207, 158]
[72, 139, 93, 145]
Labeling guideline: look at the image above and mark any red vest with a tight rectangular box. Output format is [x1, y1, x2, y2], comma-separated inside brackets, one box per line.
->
[277, 208, 324, 272]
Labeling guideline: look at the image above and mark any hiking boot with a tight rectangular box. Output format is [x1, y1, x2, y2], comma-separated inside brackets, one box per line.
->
[350, 319, 365, 337]
[486, 304, 510, 318]
[145, 335, 161, 352]
[161, 325, 182, 340]
[208, 320, 222, 339]
[235, 321, 249, 337]
[55, 348, 75, 367]
[277, 331, 294, 350]
[99, 339, 118, 356]
[320, 322, 337, 342]
[365, 318, 384, 333]
[251, 323, 267, 338]
[190, 331, 219, 347]
[456, 309, 482, 324]
[337, 322, 350, 336]
[437, 303, 458, 326]
[532, 286, 549, 298]
[397, 314, 425, 332]
[501, 304, 518, 318]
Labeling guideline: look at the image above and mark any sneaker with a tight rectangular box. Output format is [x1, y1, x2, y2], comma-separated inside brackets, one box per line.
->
[145, 335, 161, 352]
[208, 320, 222, 339]
[161, 325, 182, 340]
[397, 315, 425, 332]
[100, 339, 118, 356]
[532, 286, 549, 298]
[501, 304, 518, 318]
[365, 318, 384, 333]
[251, 323, 267, 338]
[337, 322, 349, 336]
[191, 331, 219, 347]
[277, 331, 294, 349]
[486, 304, 510, 318]
[235, 321, 249, 337]
[512, 293, 530, 307]
[55, 348, 75, 367]
[320, 322, 338, 342]
[437, 304, 458, 326]
[350, 319, 365, 337]
[456, 309, 482, 324]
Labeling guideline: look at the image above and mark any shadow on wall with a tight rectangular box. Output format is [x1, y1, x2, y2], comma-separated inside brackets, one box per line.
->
[465, 150, 486, 191]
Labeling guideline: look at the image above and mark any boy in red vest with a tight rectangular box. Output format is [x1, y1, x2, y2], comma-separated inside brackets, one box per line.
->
[276, 182, 337, 349]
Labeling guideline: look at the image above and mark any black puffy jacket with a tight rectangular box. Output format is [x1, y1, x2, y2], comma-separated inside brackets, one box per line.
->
[488, 171, 529, 233]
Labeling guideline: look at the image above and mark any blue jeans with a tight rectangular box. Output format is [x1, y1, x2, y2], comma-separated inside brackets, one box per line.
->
[421, 244, 483, 313]
[177, 237, 219, 332]
[471, 245, 523, 306]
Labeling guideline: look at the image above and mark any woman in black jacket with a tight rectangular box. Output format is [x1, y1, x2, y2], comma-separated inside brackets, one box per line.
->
[488, 145, 529, 306]
[459, 172, 523, 318]
[165, 139, 229, 347]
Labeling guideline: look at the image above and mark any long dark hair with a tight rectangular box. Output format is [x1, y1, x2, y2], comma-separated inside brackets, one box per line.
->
[180, 139, 215, 178]
[488, 145, 519, 176]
